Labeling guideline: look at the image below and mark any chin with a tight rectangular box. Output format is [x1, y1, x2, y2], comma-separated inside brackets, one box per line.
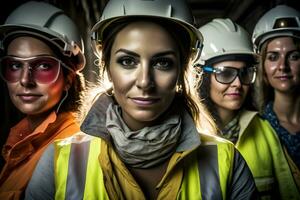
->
[228, 104, 243, 111]
[18, 107, 44, 115]
[132, 111, 162, 123]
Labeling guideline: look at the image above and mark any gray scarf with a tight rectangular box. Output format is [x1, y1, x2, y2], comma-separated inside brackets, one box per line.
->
[221, 114, 240, 144]
[106, 104, 181, 168]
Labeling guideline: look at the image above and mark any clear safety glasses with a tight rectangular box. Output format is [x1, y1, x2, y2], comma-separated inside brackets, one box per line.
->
[203, 65, 257, 85]
[0, 55, 73, 84]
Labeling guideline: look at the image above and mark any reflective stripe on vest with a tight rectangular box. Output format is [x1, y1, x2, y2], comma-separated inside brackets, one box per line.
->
[55, 138, 109, 200]
[179, 143, 233, 199]
[55, 137, 234, 200]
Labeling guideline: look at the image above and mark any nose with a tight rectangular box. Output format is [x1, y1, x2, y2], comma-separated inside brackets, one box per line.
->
[278, 56, 290, 72]
[231, 75, 242, 87]
[20, 65, 36, 87]
[136, 62, 154, 90]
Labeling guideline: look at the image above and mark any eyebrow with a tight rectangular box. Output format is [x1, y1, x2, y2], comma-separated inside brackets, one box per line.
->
[266, 49, 300, 54]
[114, 49, 177, 58]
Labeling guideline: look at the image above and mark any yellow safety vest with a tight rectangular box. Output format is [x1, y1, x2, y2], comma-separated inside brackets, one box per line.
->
[54, 134, 235, 200]
[237, 111, 300, 200]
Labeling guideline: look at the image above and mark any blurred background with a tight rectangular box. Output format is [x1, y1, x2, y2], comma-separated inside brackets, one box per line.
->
[0, 0, 299, 149]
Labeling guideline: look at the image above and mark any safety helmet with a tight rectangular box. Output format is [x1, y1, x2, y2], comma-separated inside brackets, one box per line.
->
[197, 18, 256, 65]
[91, 0, 203, 61]
[0, 1, 85, 71]
[252, 5, 300, 53]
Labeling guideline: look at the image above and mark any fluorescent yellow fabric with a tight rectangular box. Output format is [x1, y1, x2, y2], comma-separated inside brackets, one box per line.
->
[54, 134, 235, 200]
[237, 110, 300, 200]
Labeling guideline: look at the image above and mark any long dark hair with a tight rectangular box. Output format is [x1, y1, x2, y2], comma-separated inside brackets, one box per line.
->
[199, 59, 257, 127]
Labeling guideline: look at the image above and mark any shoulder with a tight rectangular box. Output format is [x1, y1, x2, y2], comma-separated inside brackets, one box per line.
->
[197, 133, 236, 161]
[239, 110, 258, 126]
[55, 132, 99, 146]
[200, 133, 234, 146]
[242, 111, 277, 134]
[54, 132, 106, 156]
[44, 111, 80, 139]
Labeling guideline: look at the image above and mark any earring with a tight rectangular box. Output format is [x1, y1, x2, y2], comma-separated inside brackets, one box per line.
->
[176, 84, 183, 94]
[105, 88, 114, 96]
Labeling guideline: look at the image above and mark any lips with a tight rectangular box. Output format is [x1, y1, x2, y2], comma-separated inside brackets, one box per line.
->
[131, 97, 160, 106]
[225, 92, 242, 99]
[275, 75, 292, 80]
[17, 93, 42, 102]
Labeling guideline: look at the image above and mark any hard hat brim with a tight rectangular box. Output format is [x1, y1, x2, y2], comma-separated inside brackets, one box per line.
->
[0, 24, 85, 71]
[90, 15, 203, 59]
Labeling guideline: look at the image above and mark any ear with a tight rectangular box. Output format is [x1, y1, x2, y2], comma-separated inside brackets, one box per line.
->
[64, 73, 74, 91]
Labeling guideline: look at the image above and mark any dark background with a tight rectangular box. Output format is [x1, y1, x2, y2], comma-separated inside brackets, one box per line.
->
[0, 0, 299, 156]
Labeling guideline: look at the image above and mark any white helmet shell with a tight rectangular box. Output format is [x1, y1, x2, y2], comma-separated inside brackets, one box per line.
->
[0, 1, 85, 71]
[91, 0, 203, 61]
[252, 5, 300, 53]
[198, 18, 256, 65]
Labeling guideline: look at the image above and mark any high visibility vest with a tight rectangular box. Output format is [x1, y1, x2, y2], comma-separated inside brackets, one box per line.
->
[237, 111, 300, 200]
[54, 134, 235, 200]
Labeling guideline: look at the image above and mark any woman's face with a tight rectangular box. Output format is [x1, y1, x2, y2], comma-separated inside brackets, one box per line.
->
[109, 21, 180, 130]
[264, 37, 300, 94]
[5, 36, 66, 115]
[210, 60, 250, 113]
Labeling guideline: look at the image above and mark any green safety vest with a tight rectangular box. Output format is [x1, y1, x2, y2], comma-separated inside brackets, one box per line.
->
[53, 134, 236, 200]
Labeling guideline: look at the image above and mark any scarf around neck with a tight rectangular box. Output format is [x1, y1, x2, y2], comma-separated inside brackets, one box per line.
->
[106, 103, 181, 168]
[221, 113, 240, 144]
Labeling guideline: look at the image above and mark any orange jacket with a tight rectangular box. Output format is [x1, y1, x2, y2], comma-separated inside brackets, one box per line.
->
[0, 111, 79, 200]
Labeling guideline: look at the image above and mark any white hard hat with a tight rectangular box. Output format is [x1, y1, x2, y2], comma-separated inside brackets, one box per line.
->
[198, 18, 256, 65]
[252, 5, 300, 53]
[0, 1, 85, 71]
[91, 0, 203, 61]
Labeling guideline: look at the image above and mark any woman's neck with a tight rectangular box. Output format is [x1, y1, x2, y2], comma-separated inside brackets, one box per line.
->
[273, 92, 300, 124]
[273, 92, 300, 133]
[217, 107, 237, 130]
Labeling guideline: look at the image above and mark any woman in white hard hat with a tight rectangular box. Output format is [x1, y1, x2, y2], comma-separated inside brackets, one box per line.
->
[252, 5, 300, 199]
[0, 1, 86, 199]
[198, 18, 290, 199]
[26, 0, 258, 199]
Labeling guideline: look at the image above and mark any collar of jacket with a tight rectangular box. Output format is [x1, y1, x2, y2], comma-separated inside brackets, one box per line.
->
[80, 94, 201, 152]
[238, 110, 258, 137]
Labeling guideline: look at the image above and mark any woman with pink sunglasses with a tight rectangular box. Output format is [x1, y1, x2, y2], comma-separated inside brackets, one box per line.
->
[0, 1, 85, 199]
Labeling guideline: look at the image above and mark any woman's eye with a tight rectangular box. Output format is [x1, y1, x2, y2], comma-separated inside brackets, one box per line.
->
[219, 69, 234, 79]
[152, 58, 174, 70]
[7, 62, 22, 71]
[288, 51, 300, 61]
[36, 63, 52, 70]
[117, 56, 137, 68]
[266, 53, 278, 61]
